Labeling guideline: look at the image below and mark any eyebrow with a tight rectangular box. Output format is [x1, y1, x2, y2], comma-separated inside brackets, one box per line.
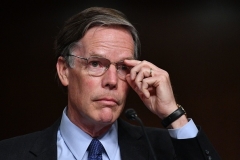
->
[88, 52, 106, 58]
[88, 52, 134, 61]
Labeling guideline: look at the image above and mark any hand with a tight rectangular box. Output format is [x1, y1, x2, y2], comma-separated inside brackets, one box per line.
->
[124, 59, 188, 128]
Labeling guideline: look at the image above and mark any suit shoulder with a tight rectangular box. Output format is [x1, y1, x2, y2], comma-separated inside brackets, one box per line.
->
[0, 119, 60, 159]
[0, 130, 42, 147]
[0, 130, 43, 159]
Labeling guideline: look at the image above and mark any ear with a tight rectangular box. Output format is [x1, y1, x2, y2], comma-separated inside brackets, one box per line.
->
[56, 57, 69, 86]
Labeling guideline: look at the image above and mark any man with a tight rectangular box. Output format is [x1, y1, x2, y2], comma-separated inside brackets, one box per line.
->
[0, 7, 220, 160]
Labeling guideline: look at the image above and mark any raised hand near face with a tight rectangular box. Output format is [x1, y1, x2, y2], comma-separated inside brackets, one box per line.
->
[124, 59, 188, 128]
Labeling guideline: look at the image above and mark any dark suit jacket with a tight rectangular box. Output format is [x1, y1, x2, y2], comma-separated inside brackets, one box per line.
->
[0, 118, 220, 160]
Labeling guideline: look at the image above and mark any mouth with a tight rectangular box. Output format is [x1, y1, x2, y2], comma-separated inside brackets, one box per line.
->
[95, 97, 119, 106]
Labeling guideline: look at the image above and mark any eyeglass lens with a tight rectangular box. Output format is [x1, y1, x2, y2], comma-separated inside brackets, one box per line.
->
[87, 57, 131, 79]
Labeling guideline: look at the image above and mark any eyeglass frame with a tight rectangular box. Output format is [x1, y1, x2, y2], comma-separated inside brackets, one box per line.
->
[67, 54, 133, 80]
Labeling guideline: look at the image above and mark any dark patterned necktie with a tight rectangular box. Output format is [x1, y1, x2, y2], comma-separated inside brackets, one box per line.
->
[88, 139, 104, 160]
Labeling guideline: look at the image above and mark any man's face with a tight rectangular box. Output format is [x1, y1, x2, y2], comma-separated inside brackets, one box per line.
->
[59, 26, 134, 130]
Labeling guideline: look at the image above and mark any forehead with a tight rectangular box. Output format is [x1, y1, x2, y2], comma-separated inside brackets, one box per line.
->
[76, 26, 134, 60]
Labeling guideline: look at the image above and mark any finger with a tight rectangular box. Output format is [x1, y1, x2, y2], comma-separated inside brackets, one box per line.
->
[126, 74, 145, 97]
[134, 66, 152, 89]
[141, 75, 174, 101]
[139, 77, 158, 99]
[124, 59, 141, 67]
[134, 77, 156, 99]
[124, 59, 142, 80]
[129, 60, 158, 80]
[141, 78, 154, 98]
[127, 70, 154, 99]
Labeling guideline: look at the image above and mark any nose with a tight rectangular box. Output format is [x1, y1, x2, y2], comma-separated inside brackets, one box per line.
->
[102, 64, 118, 90]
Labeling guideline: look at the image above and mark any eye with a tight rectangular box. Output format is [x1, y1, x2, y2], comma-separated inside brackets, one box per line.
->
[120, 64, 128, 70]
[118, 63, 130, 72]
[89, 60, 101, 68]
[88, 57, 108, 69]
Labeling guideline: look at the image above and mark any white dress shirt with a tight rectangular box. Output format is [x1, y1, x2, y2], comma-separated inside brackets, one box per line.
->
[57, 107, 198, 160]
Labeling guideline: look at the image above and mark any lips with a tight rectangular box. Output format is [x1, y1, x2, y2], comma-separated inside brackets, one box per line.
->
[94, 97, 119, 106]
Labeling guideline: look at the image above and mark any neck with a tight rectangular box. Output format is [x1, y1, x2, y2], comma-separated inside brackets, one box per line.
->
[67, 108, 113, 137]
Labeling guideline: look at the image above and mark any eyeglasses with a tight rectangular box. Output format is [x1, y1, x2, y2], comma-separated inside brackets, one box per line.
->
[67, 54, 132, 80]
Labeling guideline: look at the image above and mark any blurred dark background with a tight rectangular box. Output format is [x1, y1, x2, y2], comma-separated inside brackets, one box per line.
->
[1, 1, 240, 159]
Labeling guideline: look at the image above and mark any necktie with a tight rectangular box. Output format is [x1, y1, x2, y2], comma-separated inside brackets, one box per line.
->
[88, 138, 104, 160]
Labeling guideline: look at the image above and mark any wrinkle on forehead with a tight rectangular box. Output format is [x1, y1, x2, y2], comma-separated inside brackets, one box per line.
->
[79, 26, 134, 60]
[90, 27, 133, 47]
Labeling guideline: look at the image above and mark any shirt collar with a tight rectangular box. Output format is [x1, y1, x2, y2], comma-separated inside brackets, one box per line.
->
[59, 107, 119, 160]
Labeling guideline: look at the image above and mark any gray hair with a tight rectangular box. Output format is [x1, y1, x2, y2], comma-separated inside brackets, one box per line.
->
[55, 7, 141, 90]
[55, 7, 140, 66]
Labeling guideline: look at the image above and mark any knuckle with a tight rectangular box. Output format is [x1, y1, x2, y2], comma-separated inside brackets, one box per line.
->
[159, 74, 168, 82]
[163, 71, 169, 77]
[142, 78, 147, 84]
[141, 60, 149, 65]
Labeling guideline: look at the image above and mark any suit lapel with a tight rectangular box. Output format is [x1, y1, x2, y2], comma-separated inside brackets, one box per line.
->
[29, 119, 60, 160]
[28, 118, 149, 160]
[26, 118, 166, 160]
[118, 119, 150, 160]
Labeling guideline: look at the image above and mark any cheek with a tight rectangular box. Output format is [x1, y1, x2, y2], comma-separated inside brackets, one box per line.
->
[69, 70, 97, 91]
[83, 77, 100, 90]
[68, 72, 94, 100]
[119, 81, 130, 96]
[123, 80, 130, 90]
[78, 77, 102, 102]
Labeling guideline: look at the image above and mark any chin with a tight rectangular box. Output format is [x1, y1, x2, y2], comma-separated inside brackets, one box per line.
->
[98, 107, 119, 124]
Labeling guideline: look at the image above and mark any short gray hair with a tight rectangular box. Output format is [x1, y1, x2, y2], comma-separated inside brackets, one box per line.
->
[55, 7, 141, 90]
[55, 7, 140, 64]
